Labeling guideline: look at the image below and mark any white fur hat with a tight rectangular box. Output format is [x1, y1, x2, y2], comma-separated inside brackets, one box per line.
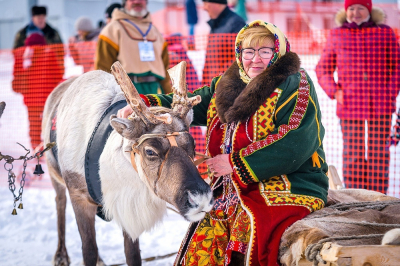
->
[75, 16, 94, 32]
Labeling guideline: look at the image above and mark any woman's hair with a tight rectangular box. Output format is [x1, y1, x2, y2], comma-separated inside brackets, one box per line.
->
[241, 26, 275, 48]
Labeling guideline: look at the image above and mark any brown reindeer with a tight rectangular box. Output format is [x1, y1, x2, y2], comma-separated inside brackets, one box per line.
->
[41, 62, 213, 266]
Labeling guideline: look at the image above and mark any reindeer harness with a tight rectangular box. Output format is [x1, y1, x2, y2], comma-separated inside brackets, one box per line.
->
[129, 131, 207, 196]
[111, 60, 205, 194]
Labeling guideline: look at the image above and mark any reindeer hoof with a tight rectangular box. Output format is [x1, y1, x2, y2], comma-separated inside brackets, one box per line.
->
[53, 252, 70, 266]
[97, 256, 106, 266]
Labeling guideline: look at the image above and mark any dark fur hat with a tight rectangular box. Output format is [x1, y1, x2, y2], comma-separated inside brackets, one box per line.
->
[105, 3, 122, 18]
[32, 6, 47, 16]
[203, 0, 228, 4]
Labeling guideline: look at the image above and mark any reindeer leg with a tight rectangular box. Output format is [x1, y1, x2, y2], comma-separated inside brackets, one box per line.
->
[68, 187, 99, 266]
[123, 231, 141, 266]
[51, 177, 70, 266]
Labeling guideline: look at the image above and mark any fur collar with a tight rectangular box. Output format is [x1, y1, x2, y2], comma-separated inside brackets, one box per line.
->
[215, 52, 300, 124]
[335, 7, 385, 26]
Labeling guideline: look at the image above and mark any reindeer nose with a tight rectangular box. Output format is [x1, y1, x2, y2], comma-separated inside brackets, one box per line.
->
[185, 188, 214, 222]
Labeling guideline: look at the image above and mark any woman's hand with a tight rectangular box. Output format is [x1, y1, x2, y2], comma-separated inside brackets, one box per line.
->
[205, 154, 233, 177]
[117, 105, 134, 118]
[335, 89, 343, 105]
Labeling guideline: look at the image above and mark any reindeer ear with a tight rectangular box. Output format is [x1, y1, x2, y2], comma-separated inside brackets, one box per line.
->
[184, 109, 194, 128]
[110, 115, 146, 140]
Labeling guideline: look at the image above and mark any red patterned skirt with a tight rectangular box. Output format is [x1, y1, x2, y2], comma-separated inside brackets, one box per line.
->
[176, 177, 316, 266]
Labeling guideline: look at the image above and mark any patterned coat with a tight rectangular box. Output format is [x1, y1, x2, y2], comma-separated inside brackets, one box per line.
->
[141, 51, 329, 265]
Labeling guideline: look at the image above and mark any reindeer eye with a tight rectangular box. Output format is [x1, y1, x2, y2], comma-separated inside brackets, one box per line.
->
[145, 149, 158, 157]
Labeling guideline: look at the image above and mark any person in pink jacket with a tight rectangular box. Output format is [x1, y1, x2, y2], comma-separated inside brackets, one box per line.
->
[316, 0, 400, 194]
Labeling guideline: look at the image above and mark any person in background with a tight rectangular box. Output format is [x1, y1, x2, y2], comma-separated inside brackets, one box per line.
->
[98, 20, 105, 29]
[234, 0, 247, 22]
[12, 33, 64, 149]
[316, 0, 400, 194]
[105, 3, 122, 25]
[69, 16, 100, 43]
[201, 0, 245, 85]
[118, 20, 328, 266]
[95, 0, 172, 94]
[203, 0, 245, 34]
[185, 0, 198, 36]
[13, 5, 63, 49]
[68, 17, 100, 73]
[185, 0, 198, 50]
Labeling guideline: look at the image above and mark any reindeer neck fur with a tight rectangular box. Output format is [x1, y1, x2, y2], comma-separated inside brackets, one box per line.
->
[56, 71, 125, 175]
[99, 131, 167, 240]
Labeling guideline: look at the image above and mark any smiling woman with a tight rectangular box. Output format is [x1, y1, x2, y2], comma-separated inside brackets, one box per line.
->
[239, 26, 276, 78]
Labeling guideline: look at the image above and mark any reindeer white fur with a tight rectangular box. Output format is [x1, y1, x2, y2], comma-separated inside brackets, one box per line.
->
[99, 131, 167, 239]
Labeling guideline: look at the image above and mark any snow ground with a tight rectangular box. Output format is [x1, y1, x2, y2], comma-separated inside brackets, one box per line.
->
[0, 186, 189, 266]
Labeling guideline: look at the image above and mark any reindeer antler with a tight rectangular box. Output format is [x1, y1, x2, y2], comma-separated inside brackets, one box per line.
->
[168, 61, 201, 118]
[111, 62, 171, 125]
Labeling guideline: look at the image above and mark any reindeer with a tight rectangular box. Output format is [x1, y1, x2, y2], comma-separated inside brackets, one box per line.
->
[41, 62, 214, 266]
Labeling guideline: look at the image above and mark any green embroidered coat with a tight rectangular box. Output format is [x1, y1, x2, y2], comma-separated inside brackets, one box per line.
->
[141, 53, 329, 265]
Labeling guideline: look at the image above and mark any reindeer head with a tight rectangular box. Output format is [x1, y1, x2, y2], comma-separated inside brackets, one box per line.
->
[110, 62, 213, 222]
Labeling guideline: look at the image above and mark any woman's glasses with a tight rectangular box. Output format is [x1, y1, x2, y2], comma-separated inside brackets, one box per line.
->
[242, 47, 274, 60]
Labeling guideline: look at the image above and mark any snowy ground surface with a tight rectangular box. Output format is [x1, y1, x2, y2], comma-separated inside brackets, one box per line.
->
[0, 50, 399, 266]
[0, 187, 189, 266]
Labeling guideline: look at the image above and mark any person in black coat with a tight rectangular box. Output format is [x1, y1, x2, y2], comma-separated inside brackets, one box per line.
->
[203, 0, 245, 34]
[13, 6, 63, 49]
[202, 0, 246, 85]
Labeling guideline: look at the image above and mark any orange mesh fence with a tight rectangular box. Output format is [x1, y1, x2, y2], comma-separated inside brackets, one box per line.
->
[0, 32, 399, 196]
[316, 27, 400, 194]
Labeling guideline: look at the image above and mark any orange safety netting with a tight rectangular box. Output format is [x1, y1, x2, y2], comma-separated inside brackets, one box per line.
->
[0, 32, 399, 196]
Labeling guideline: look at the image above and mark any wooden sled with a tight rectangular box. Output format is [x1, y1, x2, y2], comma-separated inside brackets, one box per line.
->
[297, 243, 400, 266]
[281, 165, 400, 266]
[327, 165, 343, 190]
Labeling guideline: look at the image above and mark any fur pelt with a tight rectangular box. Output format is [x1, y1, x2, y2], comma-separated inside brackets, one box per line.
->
[279, 189, 400, 266]
[215, 52, 300, 124]
[335, 7, 385, 26]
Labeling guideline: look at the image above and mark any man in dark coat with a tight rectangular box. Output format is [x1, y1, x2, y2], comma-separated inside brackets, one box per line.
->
[202, 0, 246, 85]
[203, 0, 245, 34]
[13, 5, 63, 49]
